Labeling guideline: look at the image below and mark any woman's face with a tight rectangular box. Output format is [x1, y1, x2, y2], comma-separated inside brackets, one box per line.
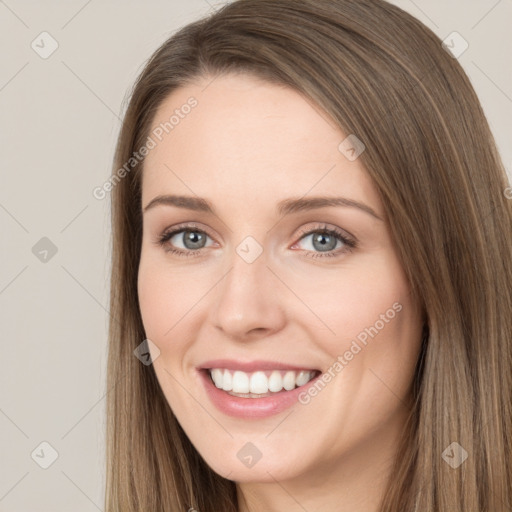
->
[137, 73, 424, 484]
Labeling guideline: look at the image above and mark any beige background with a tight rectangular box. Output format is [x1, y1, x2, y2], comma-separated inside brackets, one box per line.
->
[0, 0, 511, 510]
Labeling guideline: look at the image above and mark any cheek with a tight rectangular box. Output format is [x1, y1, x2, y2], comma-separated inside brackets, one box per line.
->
[137, 258, 202, 412]
[137, 255, 203, 340]
[137, 264, 170, 338]
[288, 252, 414, 352]
[290, 251, 423, 412]
[317, 262, 421, 409]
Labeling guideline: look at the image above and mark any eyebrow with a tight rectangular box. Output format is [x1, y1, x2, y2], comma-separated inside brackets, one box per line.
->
[143, 194, 383, 221]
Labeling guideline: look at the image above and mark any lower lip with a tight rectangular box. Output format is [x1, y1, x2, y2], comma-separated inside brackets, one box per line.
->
[198, 369, 321, 419]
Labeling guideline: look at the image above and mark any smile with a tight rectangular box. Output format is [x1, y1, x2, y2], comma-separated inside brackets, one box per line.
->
[197, 361, 323, 418]
[208, 368, 320, 397]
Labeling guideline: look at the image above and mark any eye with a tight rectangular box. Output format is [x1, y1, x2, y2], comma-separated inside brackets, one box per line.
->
[155, 223, 215, 257]
[154, 222, 357, 259]
[291, 224, 357, 258]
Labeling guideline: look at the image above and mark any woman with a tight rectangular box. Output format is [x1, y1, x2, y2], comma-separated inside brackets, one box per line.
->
[105, 0, 512, 510]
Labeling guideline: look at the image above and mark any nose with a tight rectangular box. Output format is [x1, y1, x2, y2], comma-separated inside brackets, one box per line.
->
[210, 246, 287, 341]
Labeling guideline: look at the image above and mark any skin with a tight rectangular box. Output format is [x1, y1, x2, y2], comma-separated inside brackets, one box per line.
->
[137, 73, 424, 512]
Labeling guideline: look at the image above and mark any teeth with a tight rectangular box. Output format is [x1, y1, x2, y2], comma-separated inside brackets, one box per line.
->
[249, 371, 267, 394]
[283, 371, 296, 390]
[268, 371, 283, 392]
[296, 370, 312, 386]
[208, 368, 317, 395]
[211, 368, 223, 388]
[222, 369, 232, 391]
[232, 371, 249, 393]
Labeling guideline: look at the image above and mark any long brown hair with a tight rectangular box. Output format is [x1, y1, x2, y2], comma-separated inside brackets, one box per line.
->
[105, 0, 512, 510]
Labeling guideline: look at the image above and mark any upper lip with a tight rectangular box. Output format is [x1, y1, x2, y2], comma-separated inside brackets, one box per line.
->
[198, 359, 320, 373]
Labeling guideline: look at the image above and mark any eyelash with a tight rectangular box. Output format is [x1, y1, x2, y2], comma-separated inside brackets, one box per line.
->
[154, 223, 357, 259]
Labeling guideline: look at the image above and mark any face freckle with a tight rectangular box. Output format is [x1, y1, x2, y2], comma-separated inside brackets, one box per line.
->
[137, 73, 424, 489]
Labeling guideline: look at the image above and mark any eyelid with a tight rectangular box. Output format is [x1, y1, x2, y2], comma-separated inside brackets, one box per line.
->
[294, 222, 356, 245]
[158, 222, 215, 240]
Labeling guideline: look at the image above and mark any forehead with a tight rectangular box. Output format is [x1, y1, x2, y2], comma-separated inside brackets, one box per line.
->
[141, 73, 380, 214]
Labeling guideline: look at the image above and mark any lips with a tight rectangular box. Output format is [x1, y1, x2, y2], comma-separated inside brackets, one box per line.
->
[198, 359, 320, 373]
[196, 359, 322, 418]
